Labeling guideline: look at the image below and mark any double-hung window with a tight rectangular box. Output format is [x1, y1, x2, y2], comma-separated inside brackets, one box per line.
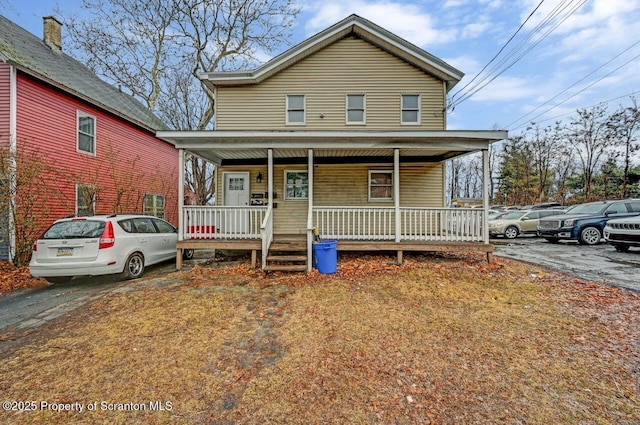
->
[284, 171, 309, 200]
[346, 94, 366, 124]
[286, 95, 305, 125]
[143, 194, 166, 219]
[77, 111, 96, 154]
[369, 170, 393, 201]
[76, 184, 96, 216]
[401, 94, 421, 125]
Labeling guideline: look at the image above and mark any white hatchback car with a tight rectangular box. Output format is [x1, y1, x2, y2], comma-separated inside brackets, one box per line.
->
[29, 214, 193, 283]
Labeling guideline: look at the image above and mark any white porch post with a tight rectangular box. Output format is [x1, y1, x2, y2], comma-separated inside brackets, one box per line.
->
[8, 66, 17, 262]
[178, 149, 185, 241]
[394, 149, 400, 242]
[307, 149, 314, 271]
[482, 148, 490, 244]
[268, 149, 273, 205]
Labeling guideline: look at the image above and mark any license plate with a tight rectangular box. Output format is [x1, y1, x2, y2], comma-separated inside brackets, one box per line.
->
[56, 247, 74, 257]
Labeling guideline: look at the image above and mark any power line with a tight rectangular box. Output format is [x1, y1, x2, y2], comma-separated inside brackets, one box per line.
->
[509, 89, 640, 132]
[506, 39, 640, 129]
[448, 0, 586, 111]
[508, 51, 640, 131]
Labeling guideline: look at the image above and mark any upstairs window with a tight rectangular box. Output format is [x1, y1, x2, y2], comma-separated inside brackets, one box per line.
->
[286, 95, 305, 125]
[369, 170, 393, 201]
[77, 111, 96, 154]
[401, 94, 421, 125]
[346, 94, 366, 124]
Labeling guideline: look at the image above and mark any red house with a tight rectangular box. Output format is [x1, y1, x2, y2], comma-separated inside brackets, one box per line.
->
[0, 15, 178, 262]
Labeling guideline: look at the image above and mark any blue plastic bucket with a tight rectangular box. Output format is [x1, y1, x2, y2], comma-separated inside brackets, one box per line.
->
[313, 240, 337, 274]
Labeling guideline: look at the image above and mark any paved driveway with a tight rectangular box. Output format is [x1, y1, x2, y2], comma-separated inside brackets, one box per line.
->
[493, 236, 640, 292]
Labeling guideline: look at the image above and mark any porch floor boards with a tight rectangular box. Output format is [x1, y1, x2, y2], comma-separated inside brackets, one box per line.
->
[176, 235, 493, 270]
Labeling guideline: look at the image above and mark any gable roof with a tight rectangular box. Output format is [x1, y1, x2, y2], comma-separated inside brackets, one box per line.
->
[0, 14, 166, 132]
[200, 14, 464, 92]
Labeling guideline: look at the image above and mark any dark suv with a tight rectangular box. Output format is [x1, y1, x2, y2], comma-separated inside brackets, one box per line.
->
[537, 200, 640, 245]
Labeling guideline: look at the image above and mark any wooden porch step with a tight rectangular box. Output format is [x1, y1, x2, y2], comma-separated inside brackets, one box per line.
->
[267, 255, 307, 262]
[269, 242, 307, 251]
[263, 264, 308, 272]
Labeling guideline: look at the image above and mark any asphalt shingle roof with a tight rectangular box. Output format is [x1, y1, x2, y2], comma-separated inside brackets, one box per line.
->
[0, 14, 166, 131]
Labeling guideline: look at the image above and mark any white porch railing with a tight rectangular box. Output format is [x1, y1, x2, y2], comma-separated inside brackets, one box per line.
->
[400, 207, 483, 242]
[312, 207, 484, 242]
[182, 206, 267, 240]
[261, 205, 274, 269]
[313, 207, 396, 240]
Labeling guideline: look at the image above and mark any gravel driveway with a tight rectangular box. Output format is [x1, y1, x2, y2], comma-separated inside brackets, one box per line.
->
[493, 236, 640, 293]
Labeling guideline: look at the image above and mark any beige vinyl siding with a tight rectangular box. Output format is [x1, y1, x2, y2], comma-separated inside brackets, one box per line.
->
[216, 166, 267, 206]
[273, 165, 308, 234]
[215, 36, 445, 131]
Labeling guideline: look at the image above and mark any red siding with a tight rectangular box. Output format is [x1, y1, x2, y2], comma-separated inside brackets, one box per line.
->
[0, 63, 10, 150]
[15, 72, 178, 234]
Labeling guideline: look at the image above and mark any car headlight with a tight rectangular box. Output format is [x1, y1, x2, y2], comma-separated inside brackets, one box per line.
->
[564, 219, 575, 227]
[493, 221, 503, 227]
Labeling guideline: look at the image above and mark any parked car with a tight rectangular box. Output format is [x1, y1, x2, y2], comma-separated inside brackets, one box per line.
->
[489, 209, 563, 239]
[537, 200, 640, 245]
[603, 216, 640, 252]
[29, 214, 193, 283]
[520, 202, 563, 210]
[488, 210, 505, 220]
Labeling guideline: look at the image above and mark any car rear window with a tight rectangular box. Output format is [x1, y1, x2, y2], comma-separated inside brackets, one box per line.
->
[41, 220, 105, 239]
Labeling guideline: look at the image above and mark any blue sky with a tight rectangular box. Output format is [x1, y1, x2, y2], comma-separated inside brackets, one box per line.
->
[4, 0, 640, 134]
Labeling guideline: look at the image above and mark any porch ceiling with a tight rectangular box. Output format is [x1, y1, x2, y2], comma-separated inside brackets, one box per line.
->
[156, 130, 508, 165]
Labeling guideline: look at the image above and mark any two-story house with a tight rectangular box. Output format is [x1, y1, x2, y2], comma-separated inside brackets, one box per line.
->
[159, 14, 507, 272]
[0, 15, 179, 262]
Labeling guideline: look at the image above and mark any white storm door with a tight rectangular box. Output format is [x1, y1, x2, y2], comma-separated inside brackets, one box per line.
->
[223, 172, 250, 235]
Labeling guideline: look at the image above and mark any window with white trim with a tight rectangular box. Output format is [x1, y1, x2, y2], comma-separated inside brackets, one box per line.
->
[346, 94, 365, 124]
[368, 170, 393, 201]
[77, 111, 96, 154]
[143, 194, 166, 219]
[401, 94, 420, 125]
[76, 184, 96, 216]
[286, 95, 305, 125]
[284, 171, 309, 200]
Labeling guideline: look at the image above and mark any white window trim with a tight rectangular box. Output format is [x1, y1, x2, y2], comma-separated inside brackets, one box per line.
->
[285, 95, 306, 126]
[346, 94, 366, 125]
[368, 170, 394, 202]
[143, 193, 166, 219]
[284, 170, 309, 200]
[77, 110, 97, 155]
[401, 94, 421, 126]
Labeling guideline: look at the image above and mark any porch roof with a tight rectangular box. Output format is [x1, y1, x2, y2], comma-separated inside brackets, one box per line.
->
[156, 130, 508, 165]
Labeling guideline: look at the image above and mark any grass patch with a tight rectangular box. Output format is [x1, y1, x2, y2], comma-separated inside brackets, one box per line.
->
[0, 254, 638, 424]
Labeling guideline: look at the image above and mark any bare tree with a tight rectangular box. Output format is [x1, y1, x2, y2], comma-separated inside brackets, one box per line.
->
[61, 0, 300, 204]
[608, 98, 640, 198]
[566, 105, 615, 201]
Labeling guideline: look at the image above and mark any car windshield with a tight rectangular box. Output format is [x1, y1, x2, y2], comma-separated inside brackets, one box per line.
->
[41, 220, 105, 239]
[566, 203, 608, 214]
[500, 211, 527, 220]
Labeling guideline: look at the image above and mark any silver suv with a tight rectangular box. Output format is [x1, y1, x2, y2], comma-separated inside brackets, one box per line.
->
[29, 214, 193, 283]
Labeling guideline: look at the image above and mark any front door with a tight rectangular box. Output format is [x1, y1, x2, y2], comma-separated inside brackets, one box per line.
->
[223, 172, 250, 235]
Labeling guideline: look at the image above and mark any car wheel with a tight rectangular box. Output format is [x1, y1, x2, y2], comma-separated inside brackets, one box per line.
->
[122, 252, 145, 279]
[545, 238, 560, 244]
[613, 244, 630, 253]
[504, 226, 519, 239]
[579, 227, 601, 245]
[182, 249, 194, 260]
[45, 276, 72, 284]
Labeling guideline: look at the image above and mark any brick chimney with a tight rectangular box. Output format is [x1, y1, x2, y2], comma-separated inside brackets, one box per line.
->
[43, 16, 63, 52]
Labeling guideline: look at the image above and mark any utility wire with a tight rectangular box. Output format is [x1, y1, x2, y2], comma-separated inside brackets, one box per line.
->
[448, 0, 586, 110]
[507, 51, 640, 131]
[506, 39, 640, 129]
[508, 89, 640, 132]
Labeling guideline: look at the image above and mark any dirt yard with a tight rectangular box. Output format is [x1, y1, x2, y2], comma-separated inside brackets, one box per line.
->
[0, 253, 638, 424]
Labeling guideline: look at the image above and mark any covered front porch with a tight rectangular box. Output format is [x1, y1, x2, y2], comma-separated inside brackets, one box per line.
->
[157, 130, 508, 271]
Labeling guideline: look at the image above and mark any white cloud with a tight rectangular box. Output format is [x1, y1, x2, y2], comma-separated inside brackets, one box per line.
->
[300, 0, 457, 46]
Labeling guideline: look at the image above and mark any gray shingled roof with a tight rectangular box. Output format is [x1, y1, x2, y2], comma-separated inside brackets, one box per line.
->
[0, 14, 166, 131]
